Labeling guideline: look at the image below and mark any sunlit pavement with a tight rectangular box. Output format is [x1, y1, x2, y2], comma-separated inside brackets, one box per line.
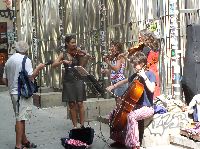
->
[0, 91, 184, 149]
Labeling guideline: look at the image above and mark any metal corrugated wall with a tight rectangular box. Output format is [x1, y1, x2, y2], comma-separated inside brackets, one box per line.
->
[14, 0, 200, 96]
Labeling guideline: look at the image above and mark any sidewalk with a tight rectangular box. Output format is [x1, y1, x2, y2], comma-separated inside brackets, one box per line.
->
[0, 91, 184, 149]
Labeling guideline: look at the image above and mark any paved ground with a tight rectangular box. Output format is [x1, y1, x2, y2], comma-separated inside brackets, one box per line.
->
[0, 90, 185, 149]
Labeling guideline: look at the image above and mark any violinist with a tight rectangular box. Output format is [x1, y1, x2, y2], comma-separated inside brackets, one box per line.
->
[123, 29, 154, 58]
[101, 41, 128, 107]
[139, 29, 160, 98]
[106, 51, 156, 149]
[124, 29, 160, 98]
[52, 35, 86, 129]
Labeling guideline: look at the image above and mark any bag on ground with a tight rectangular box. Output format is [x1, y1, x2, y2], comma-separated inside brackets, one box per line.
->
[61, 127, 95, 149]
[69, 127, 94, 145]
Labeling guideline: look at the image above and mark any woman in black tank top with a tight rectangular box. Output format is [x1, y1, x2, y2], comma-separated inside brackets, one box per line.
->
[52, 35, 86, 128]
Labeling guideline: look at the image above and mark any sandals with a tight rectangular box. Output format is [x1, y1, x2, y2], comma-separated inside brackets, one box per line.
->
[22, 141, 37, 148]
[15, 146, 26, 149]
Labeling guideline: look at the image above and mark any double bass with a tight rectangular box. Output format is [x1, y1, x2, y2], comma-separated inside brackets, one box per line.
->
[110, 75, 144, 130]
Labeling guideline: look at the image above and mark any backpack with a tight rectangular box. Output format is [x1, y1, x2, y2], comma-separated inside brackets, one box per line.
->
[18, 56, 37, 99]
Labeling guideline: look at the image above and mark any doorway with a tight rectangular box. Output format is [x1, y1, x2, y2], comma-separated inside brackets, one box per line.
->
[0, 22, 8, 85]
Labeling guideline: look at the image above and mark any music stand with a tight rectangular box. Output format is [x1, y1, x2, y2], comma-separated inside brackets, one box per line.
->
[74, 66, 104, 97]
[74, 66, 89, 76]
[73, 66, 111, 147]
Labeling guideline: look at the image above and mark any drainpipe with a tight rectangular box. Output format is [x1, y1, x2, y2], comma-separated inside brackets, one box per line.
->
[12, 0, 17, 41]
[169, 0, 182, 100]
[32, 0, 38, 66]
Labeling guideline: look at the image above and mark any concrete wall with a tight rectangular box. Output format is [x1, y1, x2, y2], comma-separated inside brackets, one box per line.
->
[142, 112, 189, 147]
[33, 91, 116, 121]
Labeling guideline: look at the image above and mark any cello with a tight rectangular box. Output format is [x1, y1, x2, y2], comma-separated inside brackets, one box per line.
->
[110, 75, 144, 130]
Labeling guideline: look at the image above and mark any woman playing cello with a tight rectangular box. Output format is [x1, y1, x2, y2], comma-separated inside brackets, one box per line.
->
[106, 51, 156, 149]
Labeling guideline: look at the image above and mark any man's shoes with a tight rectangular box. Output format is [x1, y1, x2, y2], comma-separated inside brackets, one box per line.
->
[15, 146, 26, 149]
[22, 141, 37, 148]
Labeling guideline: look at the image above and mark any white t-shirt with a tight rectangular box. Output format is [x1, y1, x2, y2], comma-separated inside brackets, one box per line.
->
[3, 53, 33, 95]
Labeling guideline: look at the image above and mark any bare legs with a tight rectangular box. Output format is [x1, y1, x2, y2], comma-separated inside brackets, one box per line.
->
[15, 120, 27, 148]
[22, 121, 28, 144]
[77, 101, 85, 126]
[68, 101, 85, 128]
[68, 102, 78, 128]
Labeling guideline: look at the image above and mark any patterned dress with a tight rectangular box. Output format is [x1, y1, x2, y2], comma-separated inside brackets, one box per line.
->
[110, 58, 127, 97]
[110, 58, 126, 83]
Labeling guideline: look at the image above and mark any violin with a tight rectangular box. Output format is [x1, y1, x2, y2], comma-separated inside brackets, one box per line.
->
[68, 48, 94, 59]
[68, 48, 87, 57]
[104, 53, 117, 61]
[68, 48, 95, 67]
[127, 42, 145, 56]
[117, 42, 145, 61]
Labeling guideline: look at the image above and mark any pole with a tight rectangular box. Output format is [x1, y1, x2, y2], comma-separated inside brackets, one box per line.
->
[32, 0, 38, 66]
[12, 0, 17, 42]
[59, 0, 65, 52]
[99, 0, 110, 99]
[169, 0, 182, 100]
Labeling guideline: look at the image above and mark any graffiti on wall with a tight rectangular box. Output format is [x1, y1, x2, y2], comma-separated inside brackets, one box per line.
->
[147, 112, 189, 136]
[3, 0, 12, 9]
[0, 10, 13, 20]
[7, 31, 14, 43]
[146, 19, 161, 38]
[0, 0, 13, 20]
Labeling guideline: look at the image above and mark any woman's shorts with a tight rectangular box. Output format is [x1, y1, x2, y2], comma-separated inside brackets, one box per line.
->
[11, 94, 33, 121]
[113, 83, 128, 97]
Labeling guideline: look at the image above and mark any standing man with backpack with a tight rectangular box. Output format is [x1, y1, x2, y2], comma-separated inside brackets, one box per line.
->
[2, 41, 46, 149]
